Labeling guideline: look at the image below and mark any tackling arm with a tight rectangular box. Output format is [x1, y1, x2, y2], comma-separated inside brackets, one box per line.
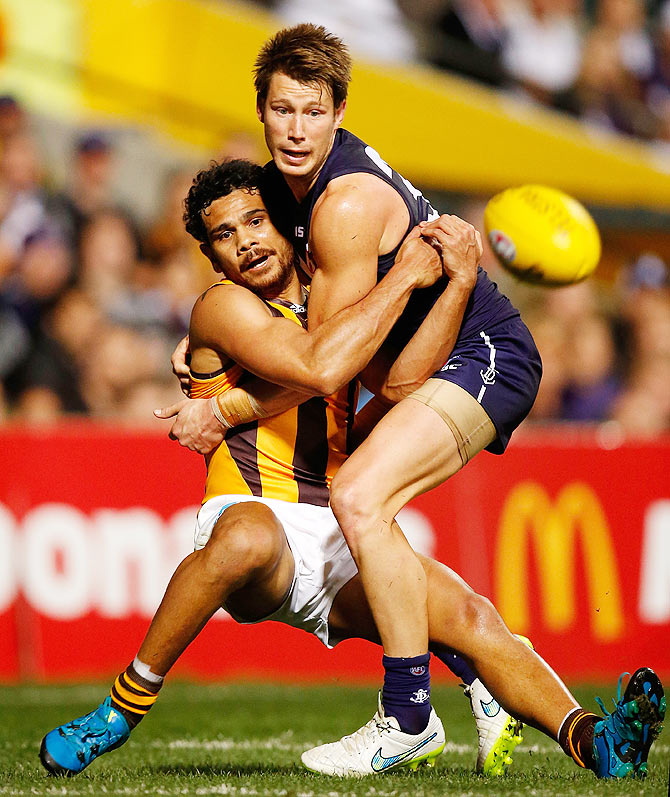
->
[352, 215, 482, 445]
[159, 217, 442, 452]
[191, 236, 440, 399]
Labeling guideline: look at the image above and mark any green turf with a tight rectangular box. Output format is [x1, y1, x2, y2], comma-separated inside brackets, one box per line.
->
[0, 682, 667, 796]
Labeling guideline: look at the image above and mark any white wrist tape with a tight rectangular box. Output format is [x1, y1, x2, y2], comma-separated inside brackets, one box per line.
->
[210, 396, 232, 429]
[210, 390, 268, 428]
[248, 393, 269, 419]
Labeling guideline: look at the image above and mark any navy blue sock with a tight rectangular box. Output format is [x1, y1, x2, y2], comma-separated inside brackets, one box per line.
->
[381, 653, 431, 734]
[431, 649, 477, 686]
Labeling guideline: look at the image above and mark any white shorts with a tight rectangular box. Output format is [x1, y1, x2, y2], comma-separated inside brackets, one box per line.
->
[194, 495, 359, 648]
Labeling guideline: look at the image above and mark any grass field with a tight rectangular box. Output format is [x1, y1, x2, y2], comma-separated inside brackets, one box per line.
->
[0, 682, 667, 796]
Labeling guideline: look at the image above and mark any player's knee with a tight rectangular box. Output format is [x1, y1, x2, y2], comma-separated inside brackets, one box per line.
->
[329, 472, 378, 548]
[203, 503, 283, 579]
[459, 591, 502, 640]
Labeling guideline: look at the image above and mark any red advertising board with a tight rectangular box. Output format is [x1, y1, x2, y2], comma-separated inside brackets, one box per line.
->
[0, 424, 668, 683]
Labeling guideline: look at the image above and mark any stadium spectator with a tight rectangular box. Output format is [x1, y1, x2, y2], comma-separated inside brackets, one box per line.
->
[523, 312, 569, 421]
[499, 0, 585, 104]
[558, 313, 621, 421]
[596, 0, 654, 83]
[79, 323, 167, 419]
[274, 0, 418, 63]
[9, 289, 100, 418]
[0, 296, 30, 394]
[116, 376, 181, 427]
[427, 0, 511, 87]
[67, 132, 118, 231]
[143, 168, 212, 310]
[0, 131, 49, 281]
[0, 31, 666, 437]
[144, 169, 198, 263]
[78, 209, 141, 313]
[553, 24, 657, 137]
[617, 251, 670, 361]
[3, 229, 73, 336]
[0, 95, 27, 143]
[647, 0, 670, 139]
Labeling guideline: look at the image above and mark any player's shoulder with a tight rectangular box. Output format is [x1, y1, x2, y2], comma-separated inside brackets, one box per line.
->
[314, 173, 399, 224]
[191, 280, 272, 329]
[195, 279, 250, 307]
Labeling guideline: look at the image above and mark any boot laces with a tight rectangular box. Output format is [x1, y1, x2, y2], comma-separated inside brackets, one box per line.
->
[595, 672, 639, 743]
[340, 712, 392, 755]
[63, 704, 116, 747]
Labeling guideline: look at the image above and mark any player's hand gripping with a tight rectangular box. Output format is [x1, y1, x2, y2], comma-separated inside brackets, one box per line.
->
[154, 397, 224, 454]
[394, 225, 443, 289]
[171, 334, 191, 396]
[419, 215, 482, 291]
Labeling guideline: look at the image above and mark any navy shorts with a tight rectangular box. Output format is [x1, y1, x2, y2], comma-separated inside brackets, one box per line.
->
[430, 315, 542, 454]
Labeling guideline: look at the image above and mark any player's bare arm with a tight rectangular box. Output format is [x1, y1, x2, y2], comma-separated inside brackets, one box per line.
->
[159, 223, 443, 452]
[171, 334, 191, 395]
[162, 212, 483, 454]
[352, 216, 482, 445]
[306, 173, 409, 327]
[190, 248, 440, 397]
[364, 215, 482, 403]
[213, 216, 480, 454]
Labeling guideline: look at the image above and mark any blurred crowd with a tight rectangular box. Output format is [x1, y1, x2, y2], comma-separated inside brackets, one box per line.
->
[0, 0, 669, 437]
[0, 99, 219, 426]
[482, 247, 670, 437]
[268, 0, 670, 143]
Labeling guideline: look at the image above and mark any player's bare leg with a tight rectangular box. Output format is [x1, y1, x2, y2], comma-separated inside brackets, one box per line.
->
[138, 501, 294, 675]
[40, 501, 295, 776]
[329, 561, 576, 741]
[323, 376, 612, 777]
[325, 559, 665, 779]
[329, 381, 479, 735]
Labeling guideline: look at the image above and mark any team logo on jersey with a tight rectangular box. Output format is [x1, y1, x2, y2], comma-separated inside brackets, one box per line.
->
[440, 357, 462, 372]
[480, 366, 497, 385]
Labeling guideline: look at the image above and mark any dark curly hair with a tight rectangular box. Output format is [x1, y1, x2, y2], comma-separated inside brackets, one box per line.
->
[183, 159, 268, 245]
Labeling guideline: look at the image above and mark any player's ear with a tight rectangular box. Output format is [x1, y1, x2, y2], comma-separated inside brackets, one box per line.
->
[334, 100, 346, 128]
[200, 243, 222, 273]
[256, 98, 265, 123]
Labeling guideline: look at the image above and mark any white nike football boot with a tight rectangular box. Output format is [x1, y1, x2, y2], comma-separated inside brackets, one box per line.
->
[301, 692, 445, 776]
[464, 634, 533, 775]
[462, 678, 524, 775]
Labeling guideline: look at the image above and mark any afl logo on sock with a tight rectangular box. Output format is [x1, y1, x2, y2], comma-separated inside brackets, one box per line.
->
[410, 666, 426, 676]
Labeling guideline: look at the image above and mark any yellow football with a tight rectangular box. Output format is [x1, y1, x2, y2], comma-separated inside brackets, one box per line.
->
[484, 185, 601, 286]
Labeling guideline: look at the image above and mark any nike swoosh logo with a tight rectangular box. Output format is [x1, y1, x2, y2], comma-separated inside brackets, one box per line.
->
[481, 697, 501, 718]
[370, 732, 437, 772]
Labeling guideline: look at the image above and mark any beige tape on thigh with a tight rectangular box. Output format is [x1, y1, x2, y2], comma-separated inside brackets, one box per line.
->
[407, 378, 496, 467]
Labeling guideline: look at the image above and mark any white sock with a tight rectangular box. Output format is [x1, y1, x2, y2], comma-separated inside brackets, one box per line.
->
[133, 656, 164, 685]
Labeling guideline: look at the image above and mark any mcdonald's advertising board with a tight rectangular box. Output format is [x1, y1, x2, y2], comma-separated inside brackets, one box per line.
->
[0, 426, 668, 682]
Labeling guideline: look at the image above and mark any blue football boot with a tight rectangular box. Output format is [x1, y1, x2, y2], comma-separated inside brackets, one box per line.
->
[592, 667, 665, 779]
[621, 667, 665, 777]
[40, 696, 130, 776]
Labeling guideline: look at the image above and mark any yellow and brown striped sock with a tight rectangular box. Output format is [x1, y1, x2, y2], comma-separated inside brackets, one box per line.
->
[558, 708, 599, 771]
[110, 661, 162, 729]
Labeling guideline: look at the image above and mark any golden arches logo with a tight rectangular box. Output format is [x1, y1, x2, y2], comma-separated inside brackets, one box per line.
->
[495, 482, 624, 641]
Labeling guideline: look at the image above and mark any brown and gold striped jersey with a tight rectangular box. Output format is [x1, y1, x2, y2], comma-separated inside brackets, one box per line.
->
[190, 281, 357, 507]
